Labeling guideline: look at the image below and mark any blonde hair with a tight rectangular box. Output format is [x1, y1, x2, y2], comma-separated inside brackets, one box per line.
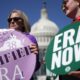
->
[8, 9, 31, 32]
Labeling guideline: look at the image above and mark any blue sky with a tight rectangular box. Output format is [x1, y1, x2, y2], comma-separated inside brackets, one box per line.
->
[0, 0, 72, 30]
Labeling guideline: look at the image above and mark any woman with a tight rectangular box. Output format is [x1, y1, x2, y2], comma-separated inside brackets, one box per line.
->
[7, 9, 40, 80]
[62, 0, 80, 21]
[59, 0, 80, 80]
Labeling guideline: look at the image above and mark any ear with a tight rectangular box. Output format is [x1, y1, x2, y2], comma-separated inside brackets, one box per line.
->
[76, 1, 80, 7]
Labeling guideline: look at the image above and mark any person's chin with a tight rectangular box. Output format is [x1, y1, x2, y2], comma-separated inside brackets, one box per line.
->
[10, 26, 17, 29]
[65, 9, 77, 19]
[65, 10, 70, 15]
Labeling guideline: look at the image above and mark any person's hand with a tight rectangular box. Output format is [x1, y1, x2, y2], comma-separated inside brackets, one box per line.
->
[68, 71, 80, 78]
[29, 44, 38, 54]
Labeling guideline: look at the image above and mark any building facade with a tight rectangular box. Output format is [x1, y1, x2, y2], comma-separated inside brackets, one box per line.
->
[30, 3, 59, 80]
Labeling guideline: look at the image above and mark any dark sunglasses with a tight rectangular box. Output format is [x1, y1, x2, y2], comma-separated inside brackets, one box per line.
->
[7, 17, 23, 23]
[61, 0, 68, 10]
[62, 0, 68, 5]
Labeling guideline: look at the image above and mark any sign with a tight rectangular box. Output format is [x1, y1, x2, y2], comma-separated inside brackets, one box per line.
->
[46, 22, 80, 75]
[0, 29, 36, 80]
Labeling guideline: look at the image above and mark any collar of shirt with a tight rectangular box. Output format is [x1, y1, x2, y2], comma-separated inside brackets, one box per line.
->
[76, 16, 80, 21]
[72, 16, 80, 23]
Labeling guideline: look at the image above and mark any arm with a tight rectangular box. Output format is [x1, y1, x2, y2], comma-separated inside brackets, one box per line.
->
[27, 34, 41, 71]
[68, 71, 80, 78]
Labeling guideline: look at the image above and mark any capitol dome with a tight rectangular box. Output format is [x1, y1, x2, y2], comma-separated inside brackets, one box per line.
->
[30, 7, 59, 49]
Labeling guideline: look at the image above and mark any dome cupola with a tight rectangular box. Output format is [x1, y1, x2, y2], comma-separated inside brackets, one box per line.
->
[30, 1, 59, 49]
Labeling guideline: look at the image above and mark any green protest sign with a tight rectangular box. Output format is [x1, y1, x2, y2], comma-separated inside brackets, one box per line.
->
[45, 22, 80, 75]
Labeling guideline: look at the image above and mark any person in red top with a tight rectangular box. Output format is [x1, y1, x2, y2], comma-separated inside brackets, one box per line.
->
[59, 0, 80, 80]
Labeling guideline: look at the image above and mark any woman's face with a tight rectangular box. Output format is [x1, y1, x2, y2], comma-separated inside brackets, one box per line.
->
[62, 0, 79, 18]
[8, 12, 24, 31]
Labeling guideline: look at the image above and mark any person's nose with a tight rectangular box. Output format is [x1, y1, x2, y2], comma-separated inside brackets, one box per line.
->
[10, 19, 15, 24]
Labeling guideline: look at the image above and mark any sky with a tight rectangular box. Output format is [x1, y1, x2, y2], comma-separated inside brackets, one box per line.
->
[0, 0, 72, 30]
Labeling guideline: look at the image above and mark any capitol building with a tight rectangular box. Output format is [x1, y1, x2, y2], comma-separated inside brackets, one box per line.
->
[30, 2, 59, 80]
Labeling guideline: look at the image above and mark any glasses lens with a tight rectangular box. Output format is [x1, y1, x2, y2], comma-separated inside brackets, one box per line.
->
[8, 18, 12, 23]
[8, 17, 23, 23]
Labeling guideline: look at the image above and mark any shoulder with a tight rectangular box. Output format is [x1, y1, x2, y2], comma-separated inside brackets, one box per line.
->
[24, 32, 37, 44]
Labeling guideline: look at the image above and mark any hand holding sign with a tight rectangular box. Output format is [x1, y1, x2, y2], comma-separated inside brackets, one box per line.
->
[46, 22, 80, 75]
[0, 29, 36, 80]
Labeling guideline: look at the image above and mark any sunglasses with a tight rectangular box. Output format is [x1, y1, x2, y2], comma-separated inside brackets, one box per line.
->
[62, 0, 68, 4]
[61, 0, 68, 10]
[7, 17, 23, 23]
